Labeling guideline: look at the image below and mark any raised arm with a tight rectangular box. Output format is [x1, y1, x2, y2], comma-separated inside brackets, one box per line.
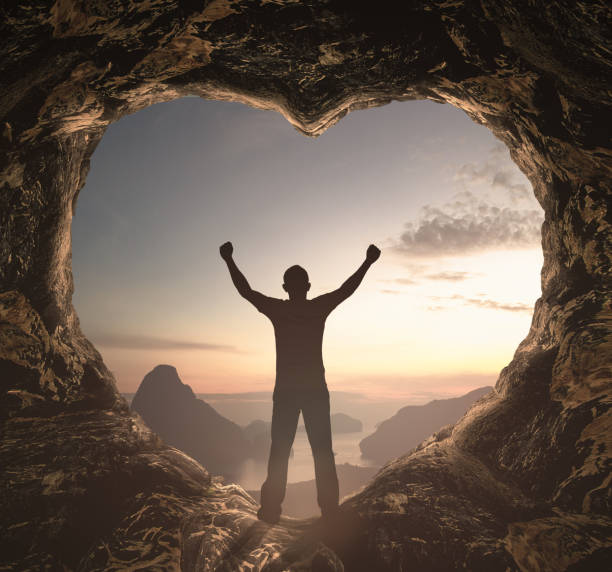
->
[220, 241, 252, 298]
[316, 244, 381, 310]
[219, 241, 279, 314]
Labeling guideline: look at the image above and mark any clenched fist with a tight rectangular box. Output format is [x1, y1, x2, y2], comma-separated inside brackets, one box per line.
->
[366, 244, 381, 263]
[219, 241, 233, 261]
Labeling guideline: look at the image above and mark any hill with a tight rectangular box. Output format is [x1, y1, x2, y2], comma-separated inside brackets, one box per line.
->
[131, 365, 251, 480]
[359, 387, 493, 464]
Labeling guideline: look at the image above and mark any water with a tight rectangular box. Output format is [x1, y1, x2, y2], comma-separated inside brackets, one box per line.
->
[235, 427, 379, 490]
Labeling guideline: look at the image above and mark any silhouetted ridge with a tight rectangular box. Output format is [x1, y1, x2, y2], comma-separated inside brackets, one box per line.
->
[131, 365, 250, 479]
[360, 386, 493, 464]
[330, 412, 362, 433]
[296, 412, 362, 433]
[242, 419, 283, 460]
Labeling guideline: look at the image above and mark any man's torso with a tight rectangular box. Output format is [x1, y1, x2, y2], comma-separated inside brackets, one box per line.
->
[255, 296, 339, 393]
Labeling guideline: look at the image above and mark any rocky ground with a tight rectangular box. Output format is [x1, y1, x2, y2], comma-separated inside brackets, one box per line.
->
[0, 399, 342, 571]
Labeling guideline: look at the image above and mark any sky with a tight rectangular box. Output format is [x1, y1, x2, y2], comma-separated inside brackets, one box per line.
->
[71, 97, 544, 402]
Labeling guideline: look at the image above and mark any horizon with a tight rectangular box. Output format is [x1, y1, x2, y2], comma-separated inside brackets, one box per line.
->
[122, 369, 495, 429]
[120, 377, 495, 401]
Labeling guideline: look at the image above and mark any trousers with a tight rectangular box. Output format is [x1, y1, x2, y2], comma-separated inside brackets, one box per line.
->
[259, 388, 339, 516]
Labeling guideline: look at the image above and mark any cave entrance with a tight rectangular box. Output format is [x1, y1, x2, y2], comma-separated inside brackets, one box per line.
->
[70, 96, 544, 500]
[4, 4, 608, 567]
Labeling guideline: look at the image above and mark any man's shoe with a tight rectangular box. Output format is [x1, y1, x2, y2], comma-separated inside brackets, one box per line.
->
[257, 506, 281, 525]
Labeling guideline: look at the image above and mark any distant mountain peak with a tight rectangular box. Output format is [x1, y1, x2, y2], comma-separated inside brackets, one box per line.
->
[131, 365, 250, 479]
[151, 364, 178, 375]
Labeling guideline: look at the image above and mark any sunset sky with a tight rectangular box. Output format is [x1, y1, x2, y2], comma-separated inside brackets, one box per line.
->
[71, 98, 544, 401]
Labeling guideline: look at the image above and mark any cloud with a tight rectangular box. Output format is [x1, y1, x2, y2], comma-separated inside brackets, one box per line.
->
[336, 372, 497, 403]
[381, 271, 478, 288]
[390, 144, 544, 259]
[379, 277, 418, 286]
[91, 333, 240, 352]
[461, 297, 533, 313]
[424, 271, 477, 282]
[393, 196, 543, 257]
[377, 276, 419, 293]
[453, 143, 533, 204]
[427, 294, 533, 313]
[455, 162, 531, 203]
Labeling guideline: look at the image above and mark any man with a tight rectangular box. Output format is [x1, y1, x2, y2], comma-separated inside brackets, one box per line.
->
[220, 241, 381, 524]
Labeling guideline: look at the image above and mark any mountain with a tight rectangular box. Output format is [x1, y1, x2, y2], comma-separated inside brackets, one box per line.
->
[330, 412, 362, 433]
[359, 387, 493, 464]
[242, 419, 295, 460]
[242, 419, 271, 459]
[131, 365, 251, 479]
[197, 390, 403, 428]
[296, 412, 363, 433]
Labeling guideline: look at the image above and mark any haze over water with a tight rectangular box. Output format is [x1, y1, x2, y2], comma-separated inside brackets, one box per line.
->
[237, 428, 377, 489]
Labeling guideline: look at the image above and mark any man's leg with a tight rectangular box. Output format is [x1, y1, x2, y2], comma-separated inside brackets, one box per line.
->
[258, 395, 300, 523]
[302, 392, 339, 517]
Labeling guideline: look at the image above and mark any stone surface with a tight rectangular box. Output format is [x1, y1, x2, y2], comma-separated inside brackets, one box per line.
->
[131, 364, 251, 480]
[359, 386, 493, 463]
[1, 1, 610, 570]
[180, 485, 344, 572]
[0, 400, 212, 570]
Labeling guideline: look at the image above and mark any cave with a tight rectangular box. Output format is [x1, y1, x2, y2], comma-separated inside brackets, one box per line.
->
[1, 2, 610, 571]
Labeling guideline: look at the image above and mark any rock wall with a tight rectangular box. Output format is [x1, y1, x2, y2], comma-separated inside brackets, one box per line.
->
[1, 1, 610, 570]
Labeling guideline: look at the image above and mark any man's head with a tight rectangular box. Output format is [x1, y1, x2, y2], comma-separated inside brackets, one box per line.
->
[283, 265, 311, 299]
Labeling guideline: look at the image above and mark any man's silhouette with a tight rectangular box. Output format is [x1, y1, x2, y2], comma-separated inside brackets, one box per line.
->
[220, 241, 381, 524]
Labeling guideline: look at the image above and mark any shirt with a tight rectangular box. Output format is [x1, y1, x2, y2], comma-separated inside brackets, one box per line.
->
[250, 291, 345, 392]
